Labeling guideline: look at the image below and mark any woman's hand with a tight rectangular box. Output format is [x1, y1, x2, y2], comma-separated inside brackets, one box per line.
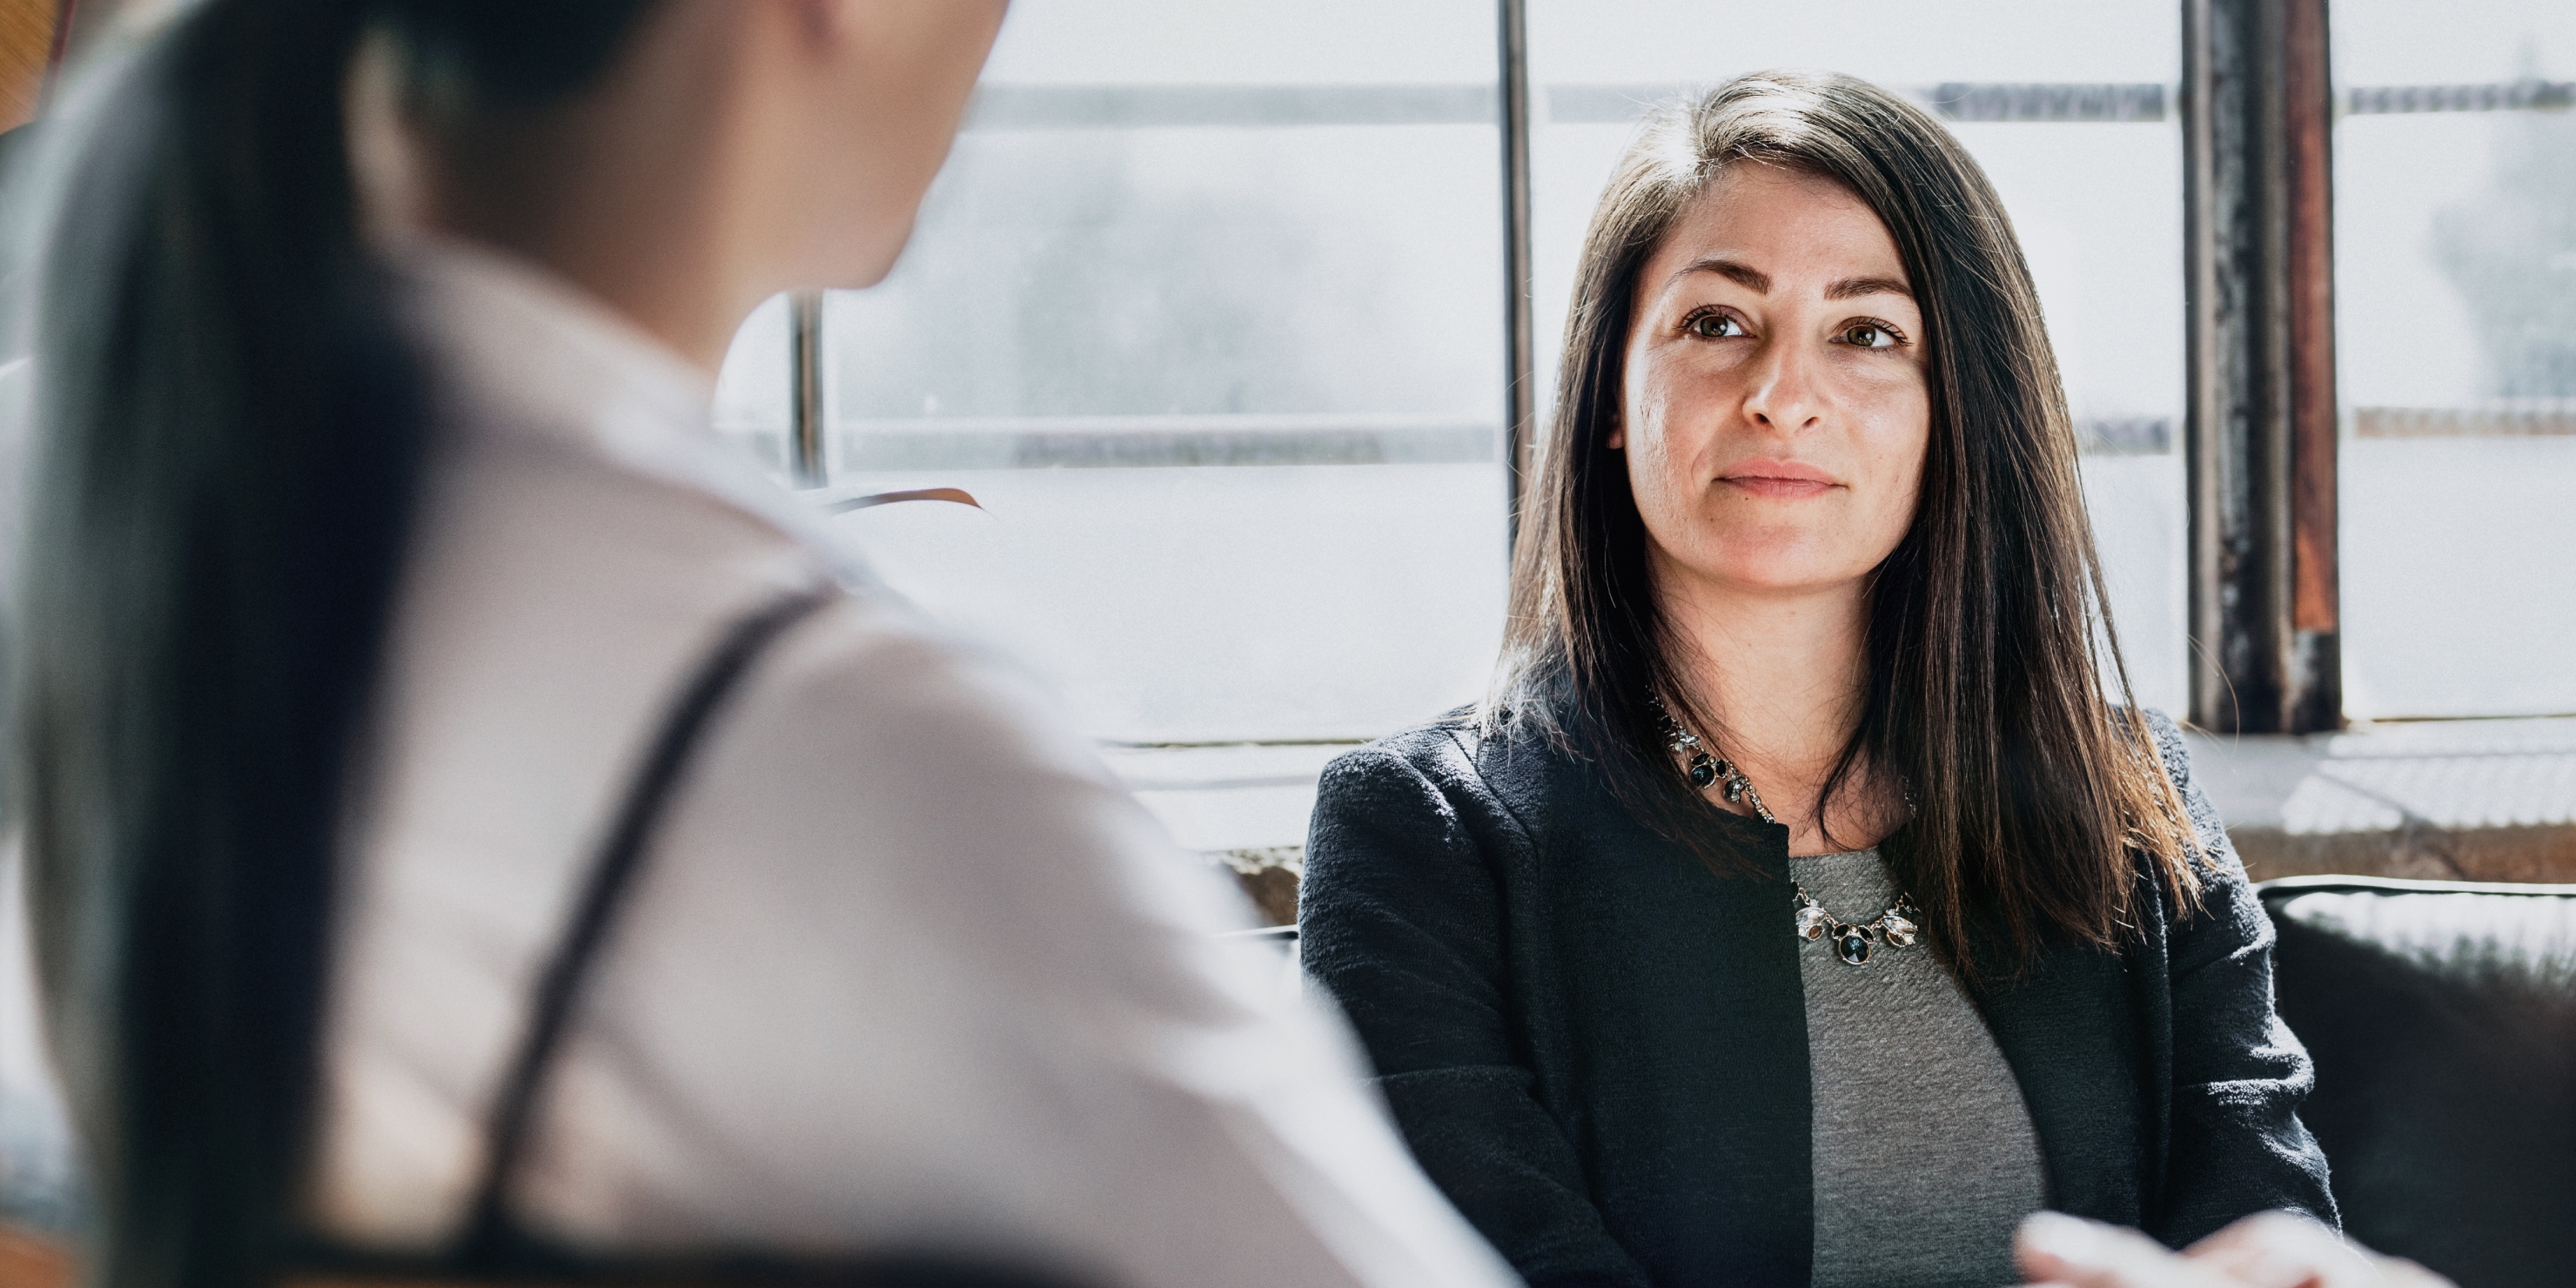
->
[2016, 1211, 2453, 1288]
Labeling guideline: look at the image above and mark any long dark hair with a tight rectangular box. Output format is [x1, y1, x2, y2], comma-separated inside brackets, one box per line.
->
[10, 4, 660, 1287]
[1493, 70, 2201, 969]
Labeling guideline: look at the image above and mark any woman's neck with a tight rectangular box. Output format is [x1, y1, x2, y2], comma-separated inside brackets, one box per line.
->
[402, 17, 762, 374]
[1653, 558, 1899, 853]
[351, 3, 888, 376]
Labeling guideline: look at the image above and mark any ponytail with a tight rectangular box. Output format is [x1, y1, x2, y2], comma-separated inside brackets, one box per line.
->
[12, 3, 660, 1286]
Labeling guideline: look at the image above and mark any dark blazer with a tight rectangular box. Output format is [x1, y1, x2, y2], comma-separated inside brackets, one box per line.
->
[1299, 708, 2336, 1288]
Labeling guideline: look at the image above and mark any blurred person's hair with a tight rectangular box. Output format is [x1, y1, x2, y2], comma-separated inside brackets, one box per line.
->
[8, 4, 662, 1287]
[1488, 70, 2204, 974]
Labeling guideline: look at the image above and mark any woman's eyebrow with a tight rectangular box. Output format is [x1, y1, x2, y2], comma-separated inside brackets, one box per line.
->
[1824, 275, 1914, 300]
[1667, 257, 1770, 294]
[1662, 259, 1912, 303]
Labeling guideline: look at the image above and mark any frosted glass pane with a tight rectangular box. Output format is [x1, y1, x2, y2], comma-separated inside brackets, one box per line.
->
[2332, 2, 2576, 718]
[1527, 2, 2177, 85]
[711, 293, 791, 475]
[810, 0, 1507, 744]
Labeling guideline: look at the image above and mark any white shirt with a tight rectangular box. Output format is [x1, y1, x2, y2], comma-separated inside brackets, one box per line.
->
[309, 240, 1516, 1288]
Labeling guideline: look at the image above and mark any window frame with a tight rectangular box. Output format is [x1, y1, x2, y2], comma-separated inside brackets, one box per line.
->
[771, 0, 2576, 740]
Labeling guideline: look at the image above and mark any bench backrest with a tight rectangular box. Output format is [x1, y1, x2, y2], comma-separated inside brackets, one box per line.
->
[2259, 875, 2576, 1288]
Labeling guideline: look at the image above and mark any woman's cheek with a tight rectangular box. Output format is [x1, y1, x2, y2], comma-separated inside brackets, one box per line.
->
[1876, 424, 1934, 548]
[1625, 378, 1692, 480]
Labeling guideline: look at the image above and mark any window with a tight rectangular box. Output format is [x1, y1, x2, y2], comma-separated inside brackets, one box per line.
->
[714, 0, 1506, 855]
[714, 0, 2209, 854]
[2331, 0, 2576, 719]
[712, 3, 2567, 858]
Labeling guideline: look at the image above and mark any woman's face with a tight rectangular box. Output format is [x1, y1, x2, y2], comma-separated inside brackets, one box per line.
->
[1615, 164, 1930, 602]
[782, 0, 1011, 288]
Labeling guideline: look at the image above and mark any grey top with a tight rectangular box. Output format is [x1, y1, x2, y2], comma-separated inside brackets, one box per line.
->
[1790, 848, 2049, 1288]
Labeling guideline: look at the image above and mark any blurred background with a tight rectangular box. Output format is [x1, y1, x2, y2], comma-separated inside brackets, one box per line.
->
[703, 0, 2576, 864]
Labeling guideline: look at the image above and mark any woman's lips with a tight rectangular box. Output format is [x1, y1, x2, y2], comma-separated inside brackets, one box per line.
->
[1719, 460, 1838, 499]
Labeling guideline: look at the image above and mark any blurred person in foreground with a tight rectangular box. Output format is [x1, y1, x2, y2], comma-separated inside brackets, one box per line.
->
[5, 3, 1517, 1288]
[1298, 71, 2336, 1288]
[2016, 1212, 2452, 1288]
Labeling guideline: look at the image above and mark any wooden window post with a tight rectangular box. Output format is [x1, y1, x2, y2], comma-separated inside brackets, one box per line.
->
[2184, 0, 2343, 734]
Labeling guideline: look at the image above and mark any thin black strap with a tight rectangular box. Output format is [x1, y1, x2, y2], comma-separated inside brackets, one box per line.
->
[453, 588, 833, 1271]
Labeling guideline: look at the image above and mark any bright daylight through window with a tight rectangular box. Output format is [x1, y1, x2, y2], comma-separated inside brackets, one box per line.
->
[2331, 0, 2576, 719]
[708, 0, 2576, 868]
[715, 0, 1506, 864]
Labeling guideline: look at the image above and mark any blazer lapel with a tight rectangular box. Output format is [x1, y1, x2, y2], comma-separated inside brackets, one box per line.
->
[1974, 939, 2150, 1228]
[1550, 753, 1813, 1288]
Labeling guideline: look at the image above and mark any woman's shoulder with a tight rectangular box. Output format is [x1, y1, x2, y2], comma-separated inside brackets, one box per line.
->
[2121, 707, 2231, 856]
[2110, 708, 2269, 958]
[1330, 708, 1479, 770]
[1307, 708, 1578, 888]
[1321, 705, 1568, 808]
[2131, 707, 2194, 774]
[1314, 713, 1490, 831]
[734, 588, 1128, 810]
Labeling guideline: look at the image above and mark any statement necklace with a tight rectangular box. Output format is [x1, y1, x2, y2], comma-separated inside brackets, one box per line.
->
[1654, 697, 1924, 967]
[1793, 887, 1922, 966]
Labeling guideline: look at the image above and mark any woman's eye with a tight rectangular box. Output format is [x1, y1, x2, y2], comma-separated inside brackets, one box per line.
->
[1688, 312, 1744, 339]
[1838, 322, 1899, 349]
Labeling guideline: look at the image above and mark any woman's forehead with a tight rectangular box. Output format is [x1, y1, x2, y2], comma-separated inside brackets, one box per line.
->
[1646, 166, 1910, 299]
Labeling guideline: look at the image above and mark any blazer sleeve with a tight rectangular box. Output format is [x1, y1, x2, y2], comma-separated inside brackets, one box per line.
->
[1300, 741, 1652, 1288]
[2143, 712, 2341, 1244]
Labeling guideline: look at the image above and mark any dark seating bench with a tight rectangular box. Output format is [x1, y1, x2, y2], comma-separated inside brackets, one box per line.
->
[2257, 875, 2576, 1288]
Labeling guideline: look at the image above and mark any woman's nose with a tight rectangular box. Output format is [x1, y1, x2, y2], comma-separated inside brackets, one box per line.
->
[1739, 334, 1825, 436]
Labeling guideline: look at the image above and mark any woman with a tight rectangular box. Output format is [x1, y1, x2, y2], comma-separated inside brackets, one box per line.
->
[10, 4, 1514, 1288]
[1299, 71, 2335, 1288]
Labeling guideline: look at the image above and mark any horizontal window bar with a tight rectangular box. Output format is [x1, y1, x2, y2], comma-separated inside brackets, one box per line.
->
[2076, 417, 2173, 455]
[1563, 82, 2175, 124]
[963, 80, 2574, 132]
[822, 413, 2171, 469]
[837, 413, 1489, 435]
[839, 414, 1499, 469]
[2343, 80, 2573, 115]
[1924, 82, 2167, 123]
[966, 84, 1496, 129]
[965, 82, 2181, 129]
[1545, 82, 2179, 124]
[1541, 84, 1664, 124]
[2354, 404, 2576, 438]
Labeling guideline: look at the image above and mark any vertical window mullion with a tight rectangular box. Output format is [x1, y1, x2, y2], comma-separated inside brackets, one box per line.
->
[2183, 0, 2343, 734]
[1498, 0, 1536, 553]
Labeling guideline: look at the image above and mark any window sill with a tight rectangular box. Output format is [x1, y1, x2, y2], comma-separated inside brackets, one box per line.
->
[2184, 717, 2576, 884]
[1119, 718, 2576, 923]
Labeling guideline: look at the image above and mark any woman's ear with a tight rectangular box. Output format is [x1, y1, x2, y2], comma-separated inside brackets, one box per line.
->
[1606, 418, 1625, 450]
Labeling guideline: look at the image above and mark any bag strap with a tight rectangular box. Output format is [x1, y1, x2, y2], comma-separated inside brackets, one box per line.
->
[452, 588, 834, 1272]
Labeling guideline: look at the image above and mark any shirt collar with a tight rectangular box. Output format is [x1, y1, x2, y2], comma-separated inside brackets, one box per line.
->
[385, 235, 879, 589]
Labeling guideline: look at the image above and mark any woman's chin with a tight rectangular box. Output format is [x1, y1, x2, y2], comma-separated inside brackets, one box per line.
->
[1672, 560, 1879, 602]
[1654, 536, 1882, 599]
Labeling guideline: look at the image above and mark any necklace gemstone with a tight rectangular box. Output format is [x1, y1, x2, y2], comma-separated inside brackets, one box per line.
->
[1795, 905, 1833, 941]
[1664, 696, 1923, 969]
[1835, 927, 1874, 966]
[1882, 911, 1920, 948]
[1792, 884, 1921, 967]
